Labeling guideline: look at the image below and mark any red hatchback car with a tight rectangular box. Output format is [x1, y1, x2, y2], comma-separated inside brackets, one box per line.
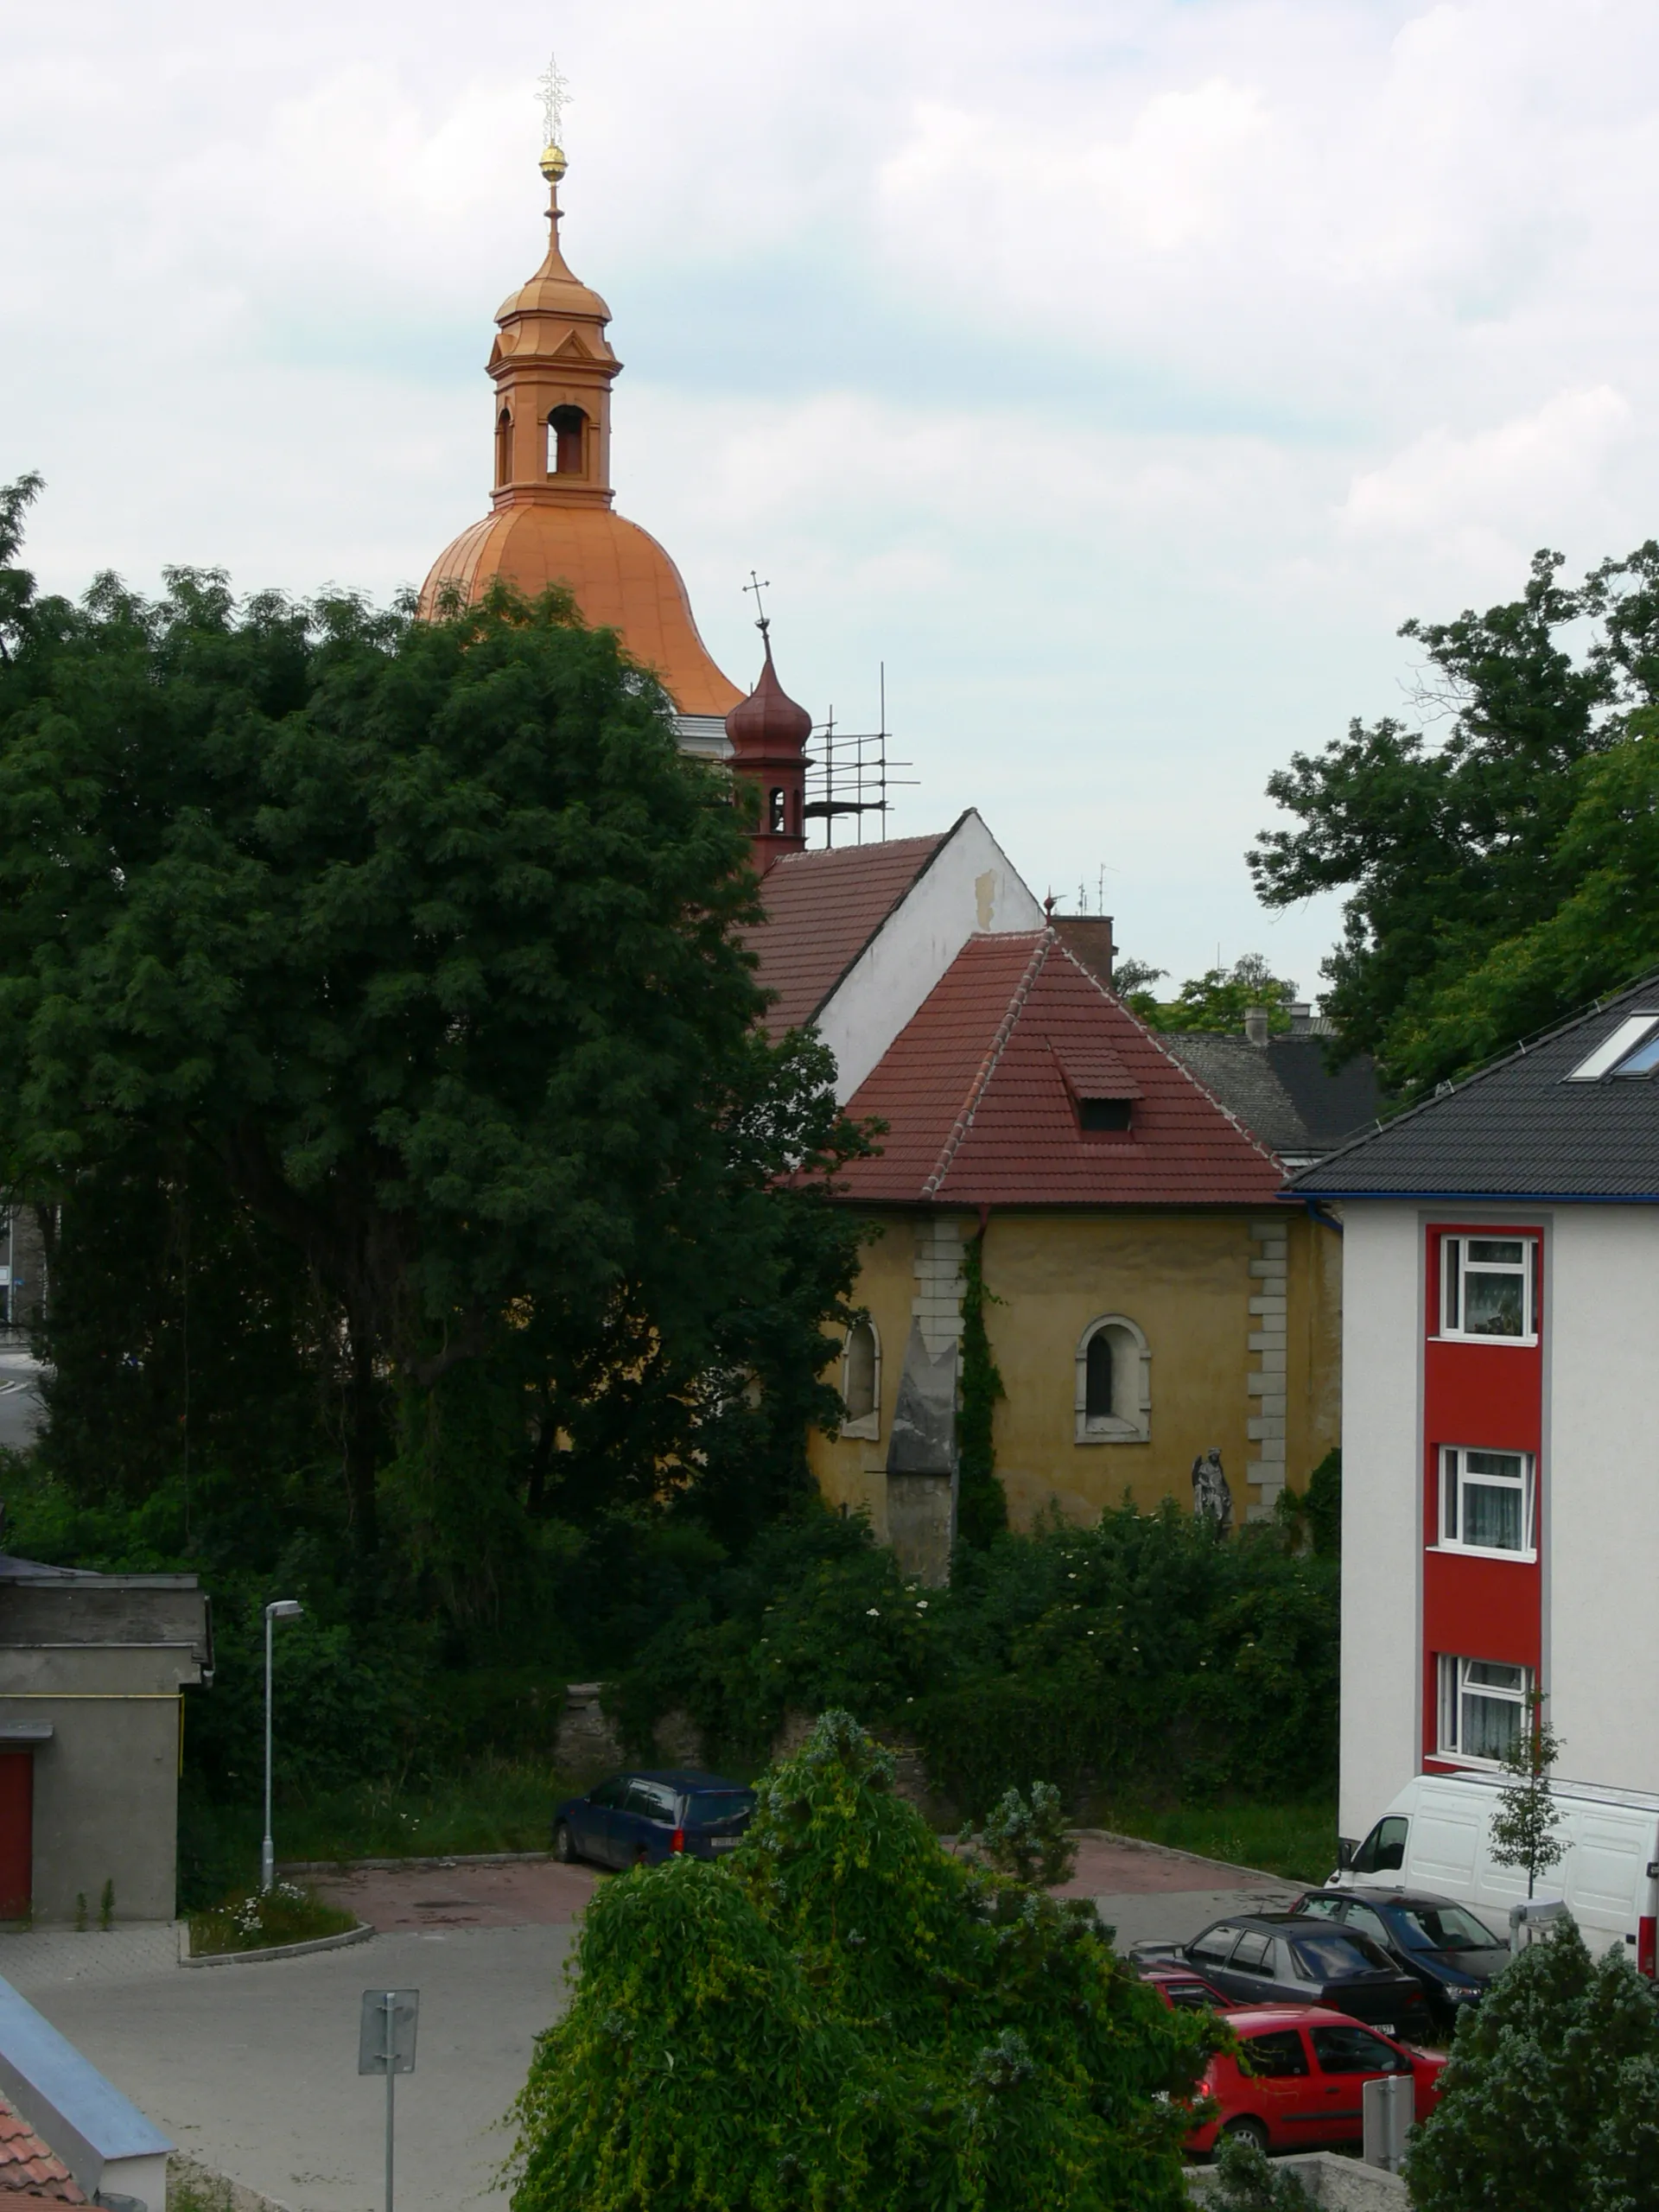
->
[1185, 2005, 1446, 2158]
[1136, 1959, 1231, 2012]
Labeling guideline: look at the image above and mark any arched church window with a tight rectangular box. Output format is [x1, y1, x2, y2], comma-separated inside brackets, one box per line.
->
[495, 409, 512, 487]
[1075, 1314, 1151, 1444]
[769, 787, 786, 834]
[1084, 1332, 1113, 1421]
[842, 1318, 880, 1438]
[548, 405, 587, 476]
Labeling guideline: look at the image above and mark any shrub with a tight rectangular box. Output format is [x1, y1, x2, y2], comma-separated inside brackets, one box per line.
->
[1404, 1915, 1659, 2212]
[506, 1713, 1218, 2212]
[1206, 2130, 1317, 2209]
[964, 1783, 1077, 1888]
[607, 1501, 1338, 1813]
[188, 1881, 356, 1956]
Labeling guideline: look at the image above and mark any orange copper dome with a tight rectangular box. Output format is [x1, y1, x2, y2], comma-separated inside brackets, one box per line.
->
[419, 149, 741, 720]
[424, 505, 742, 718]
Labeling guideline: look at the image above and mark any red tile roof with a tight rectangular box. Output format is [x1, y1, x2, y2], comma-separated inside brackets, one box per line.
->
[0, 2096, 85, 2202]
[836, 931, 1285, 1206]
[743, 827, 954, 1033]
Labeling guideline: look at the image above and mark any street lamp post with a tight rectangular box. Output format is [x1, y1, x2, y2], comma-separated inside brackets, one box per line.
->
[262, 1599, 304, 1891]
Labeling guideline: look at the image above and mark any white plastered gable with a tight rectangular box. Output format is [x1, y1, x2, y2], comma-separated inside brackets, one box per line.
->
[813, 810, 1046, 1103]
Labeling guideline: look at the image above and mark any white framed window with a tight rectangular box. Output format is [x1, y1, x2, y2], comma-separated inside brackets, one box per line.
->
[839, 1317, 880, 1440]
[1075, 1315, 1150, 1443]
[1438, 1447, 1536, 1558]
[1438, 1656, 1530, 1764]
[1440, 1235, 1536, 1342]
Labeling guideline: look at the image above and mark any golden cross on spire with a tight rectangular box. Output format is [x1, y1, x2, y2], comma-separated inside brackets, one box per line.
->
[537, 54, 572, 149]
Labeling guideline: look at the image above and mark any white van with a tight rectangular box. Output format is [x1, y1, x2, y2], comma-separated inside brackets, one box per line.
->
[1332, 1772, 1659, 1974]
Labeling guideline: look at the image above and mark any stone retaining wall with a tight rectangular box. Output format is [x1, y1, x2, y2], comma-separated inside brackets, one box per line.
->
[1186, 2153, 1408, 2209]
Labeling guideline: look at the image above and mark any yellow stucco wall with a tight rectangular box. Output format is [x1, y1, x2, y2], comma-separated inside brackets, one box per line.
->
[808, 1206, 1341, 1535]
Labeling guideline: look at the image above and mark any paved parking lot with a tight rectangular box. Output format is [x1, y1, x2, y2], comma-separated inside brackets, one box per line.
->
[0, 1835, 1297, 2212]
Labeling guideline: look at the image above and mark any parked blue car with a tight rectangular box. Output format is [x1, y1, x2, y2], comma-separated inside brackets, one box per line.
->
[552, 1768, 757, 1869]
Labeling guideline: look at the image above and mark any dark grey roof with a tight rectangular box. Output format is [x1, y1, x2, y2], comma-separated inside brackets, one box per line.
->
[1292, 973, 1659, 1199]
[1160, 1033, 1381, 1161]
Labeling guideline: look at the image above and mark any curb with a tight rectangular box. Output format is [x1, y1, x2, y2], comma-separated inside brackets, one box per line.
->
[1075, 1828, 1298, 1889]
[276, 1850, 553, 1876]
[180, 1919, 374, 1968]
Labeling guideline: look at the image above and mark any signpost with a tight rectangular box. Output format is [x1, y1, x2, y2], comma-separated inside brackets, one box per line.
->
[359, 1988, 419, 2212]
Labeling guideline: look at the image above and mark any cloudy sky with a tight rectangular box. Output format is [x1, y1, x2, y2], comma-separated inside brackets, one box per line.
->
[6, 0, 1657, 995]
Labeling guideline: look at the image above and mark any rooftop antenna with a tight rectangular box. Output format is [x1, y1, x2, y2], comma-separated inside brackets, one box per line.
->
[537, 53, 573, 150]
[803, 658, 913, 848]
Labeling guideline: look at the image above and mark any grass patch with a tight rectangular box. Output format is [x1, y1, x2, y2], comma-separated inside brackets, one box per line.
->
[180, 1755, 576, 1909]
[1093, 1800, 1338, 1885]
[188, 1880, 357, 1957]
[280, 1755, 569, 1862]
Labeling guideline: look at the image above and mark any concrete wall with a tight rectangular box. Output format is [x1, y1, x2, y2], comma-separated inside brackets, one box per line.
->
[1337, 1203, 1424, 1842]
[1546, 1205, 1659, 1796]
[814, 811, 1044, 1103]
[0, 1645, 194, 1923]
[810, 1205, 1340, 1537]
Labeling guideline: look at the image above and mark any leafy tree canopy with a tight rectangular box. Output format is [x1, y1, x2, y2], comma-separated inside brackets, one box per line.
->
[507, 1713, 1217, 2212]
[0, 486, 868, 1602]
[1116, 953, 1300, 1034]
[1250, 543, 1659, 1096]
[1405, 1915, 1659, 2212]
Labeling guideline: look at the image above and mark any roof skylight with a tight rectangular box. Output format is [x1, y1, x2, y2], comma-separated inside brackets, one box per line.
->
[1566, 1014, 1659, 1082]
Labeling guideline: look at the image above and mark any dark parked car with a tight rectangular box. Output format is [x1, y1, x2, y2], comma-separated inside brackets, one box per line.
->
[1144, 1914, 1433, 2038]
[1287, 1888, 1510, 2030]
[552, 1769, 756, 1869]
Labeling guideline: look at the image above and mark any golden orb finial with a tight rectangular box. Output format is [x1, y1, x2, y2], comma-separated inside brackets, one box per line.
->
[539, 142, 567, 182]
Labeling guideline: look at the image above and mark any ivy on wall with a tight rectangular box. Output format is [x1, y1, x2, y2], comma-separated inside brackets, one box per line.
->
[956, 1227, 1008, 1548]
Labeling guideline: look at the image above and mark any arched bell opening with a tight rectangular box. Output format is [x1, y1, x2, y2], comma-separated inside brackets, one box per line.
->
[494, 409, 513, 488]
[547, 405, 588, 476]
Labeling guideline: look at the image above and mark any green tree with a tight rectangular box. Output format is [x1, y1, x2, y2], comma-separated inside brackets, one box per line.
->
[1250, 542, 1659, 1094]
[1117, 953, 1299, 1034]
[1488, 1691, 1566, 1900]
[0, 507, 868, 1593]
[1405, 1916, 1659, 2212]
[507, 1713, 1217, 2212]
[957, 1228, 1008, 1548]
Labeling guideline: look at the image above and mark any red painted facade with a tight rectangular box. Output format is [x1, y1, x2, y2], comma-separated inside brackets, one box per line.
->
[1420, 1224, 1544, 1771]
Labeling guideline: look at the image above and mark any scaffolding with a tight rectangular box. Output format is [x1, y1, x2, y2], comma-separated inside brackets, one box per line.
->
[802, 666, 916, 847]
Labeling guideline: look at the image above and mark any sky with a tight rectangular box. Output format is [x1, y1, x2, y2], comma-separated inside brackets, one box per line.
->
[7, 0, 1659, 999]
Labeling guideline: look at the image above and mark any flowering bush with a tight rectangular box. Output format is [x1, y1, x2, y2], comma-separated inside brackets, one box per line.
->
[188, 1881, 356, 1956]
[613, 1502, 1338, 1815]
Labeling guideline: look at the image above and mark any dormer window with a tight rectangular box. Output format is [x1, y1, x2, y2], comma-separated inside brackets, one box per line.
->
[547, 405, 587, 475]
[1052, 1042, 1141, 1136]
[1078, 1096, 1132, 1132]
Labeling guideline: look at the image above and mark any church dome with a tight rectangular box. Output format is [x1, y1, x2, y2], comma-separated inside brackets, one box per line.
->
[423, 505, 742, 718]
[418, 145, 741, 720]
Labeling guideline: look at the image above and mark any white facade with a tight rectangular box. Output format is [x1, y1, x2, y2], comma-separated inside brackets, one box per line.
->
[814, 810, 1044, 1103]
[1337, 1203, 1426, 1840]
[1546, 1205, 1659, 1798]
[1338, 1197, 1659, 1840]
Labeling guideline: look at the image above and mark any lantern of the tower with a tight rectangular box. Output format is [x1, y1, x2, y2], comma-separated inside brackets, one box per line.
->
[420, 141, 741, 726]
